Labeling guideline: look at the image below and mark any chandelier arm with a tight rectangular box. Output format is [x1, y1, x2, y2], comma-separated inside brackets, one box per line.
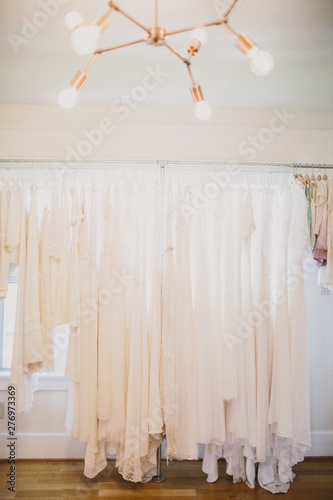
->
[164, 18, 227, 37]
[110, 3, 151, 34]
[164, 0, 239, 37]
[98, 6, 115, 25]
[187, 64, 196, 85]
[223, 0, 239, 18]
[94, 38, 146, 55]
[83, 53, 100, 73]
[223, 22, 238, 38]
[163, 42, 189, 64]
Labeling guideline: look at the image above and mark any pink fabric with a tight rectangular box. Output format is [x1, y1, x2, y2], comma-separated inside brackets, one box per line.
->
[313, 203, 328, 266]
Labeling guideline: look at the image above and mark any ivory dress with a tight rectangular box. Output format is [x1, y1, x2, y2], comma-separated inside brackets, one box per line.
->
[0, 183, 10, 299]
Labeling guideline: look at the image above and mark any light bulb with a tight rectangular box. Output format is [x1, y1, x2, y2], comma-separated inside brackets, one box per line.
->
[58, 86, 78, 109]
[71, 25, 100, 55]
[191, 28, 208, 45]
[195, 100, 212, 120]
[247, 47, 274, 76]
[65, 11, 83, 31]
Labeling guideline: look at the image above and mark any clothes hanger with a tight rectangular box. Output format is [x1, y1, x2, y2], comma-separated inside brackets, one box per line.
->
[304, 165, 311, 184]
[294, 164, 306, 185]
[323, 166, 328, 181]
[311, 166, 316, 182]
[317, 167, 322, 181]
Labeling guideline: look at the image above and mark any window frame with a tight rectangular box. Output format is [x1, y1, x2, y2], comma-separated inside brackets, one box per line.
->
[0, 275, 69, 391]
[0, 298, 4, 371]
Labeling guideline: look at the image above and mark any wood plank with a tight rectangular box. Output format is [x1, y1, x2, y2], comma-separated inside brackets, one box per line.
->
[98, 490, 197, 497]
[0, 457, 331, 500]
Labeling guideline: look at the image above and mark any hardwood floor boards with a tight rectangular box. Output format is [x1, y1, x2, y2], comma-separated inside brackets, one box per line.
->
[0, 457, 332, 499]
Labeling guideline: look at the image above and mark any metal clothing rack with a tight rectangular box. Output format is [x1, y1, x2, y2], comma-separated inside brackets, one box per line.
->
[1, 158, 332, 483]
[0, 159, 333, 170]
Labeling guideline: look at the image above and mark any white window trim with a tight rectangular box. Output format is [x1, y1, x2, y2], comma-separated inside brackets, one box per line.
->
[1, 275, 70, 391]
[0, 298, 4, 369]
[0, 372, 70, 391]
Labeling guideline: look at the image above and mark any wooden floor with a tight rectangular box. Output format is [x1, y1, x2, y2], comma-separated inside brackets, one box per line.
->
[0, 458, 332, 500]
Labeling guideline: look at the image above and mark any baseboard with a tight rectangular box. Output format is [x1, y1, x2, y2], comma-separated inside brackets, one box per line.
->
[0, 431, 332, 460]
[306, 431, 333, 457]
[0, 433, 86, 459]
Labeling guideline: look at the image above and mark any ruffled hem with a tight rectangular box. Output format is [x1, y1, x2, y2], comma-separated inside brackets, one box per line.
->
[202, 437, 310, 494]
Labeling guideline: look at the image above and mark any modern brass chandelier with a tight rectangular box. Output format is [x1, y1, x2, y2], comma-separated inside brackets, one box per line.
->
[58, 0, 274, 119]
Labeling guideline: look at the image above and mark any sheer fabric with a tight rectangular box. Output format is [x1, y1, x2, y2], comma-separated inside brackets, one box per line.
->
[0, 166, 316, 492]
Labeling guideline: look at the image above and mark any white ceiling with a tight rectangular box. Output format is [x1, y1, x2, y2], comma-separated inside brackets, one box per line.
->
[0, 0, 332, 110]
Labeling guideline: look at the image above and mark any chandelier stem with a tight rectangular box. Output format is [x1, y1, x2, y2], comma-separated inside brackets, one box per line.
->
[95, 38, 146, 55]
[155, 0, 158, 27]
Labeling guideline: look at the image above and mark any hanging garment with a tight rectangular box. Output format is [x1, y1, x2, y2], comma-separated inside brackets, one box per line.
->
[193, 174, 225, 449]
[98, 172, 163, 481]
[321, 179, 333, 286]
[6, 182, 21, 274]
[161, 175, 179, 460]
[202, 182, 257, 486]
[146, 175, 164, 438]
[225, 185, 249, 448]
[54, 185, 77, 326]
[173, 175, 197, 460]
[23, 183, 44, 372]
[97, 183, 127, 442]
[65, 185, 81, 382]
[313, 180, 328, 266]
[313, 179, 328, 266]
[83, 185, 106, 479]
[310, 182, 317, 248]
[49, 185, 62, 325]
[268, 181, 294, 442]
[253, 187, 272, 464]
[241, 189, 257, 449]
[39, 207, 54, 372]
[305, 183, 312, 248]
[0, 183, 10, 299]
[6, 167, 314, 494]
[259, 176, 311, 494]
[10, 207, 37, 412]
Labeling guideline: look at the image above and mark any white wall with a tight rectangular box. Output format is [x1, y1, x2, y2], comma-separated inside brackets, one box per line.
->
[0, 104, 332, 163]
[0, 104, 332, 459]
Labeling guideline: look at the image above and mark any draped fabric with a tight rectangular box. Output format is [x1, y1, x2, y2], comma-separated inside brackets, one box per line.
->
[0, 165, 322, 493]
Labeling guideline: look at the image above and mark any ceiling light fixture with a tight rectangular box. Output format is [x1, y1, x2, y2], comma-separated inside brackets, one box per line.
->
[59, 0, 274, 118]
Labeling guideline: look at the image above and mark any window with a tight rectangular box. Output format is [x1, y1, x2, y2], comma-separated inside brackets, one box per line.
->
[0, 183, 70, 380]
[0, 271, 68, 376]
[0, 271, 17, 371]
